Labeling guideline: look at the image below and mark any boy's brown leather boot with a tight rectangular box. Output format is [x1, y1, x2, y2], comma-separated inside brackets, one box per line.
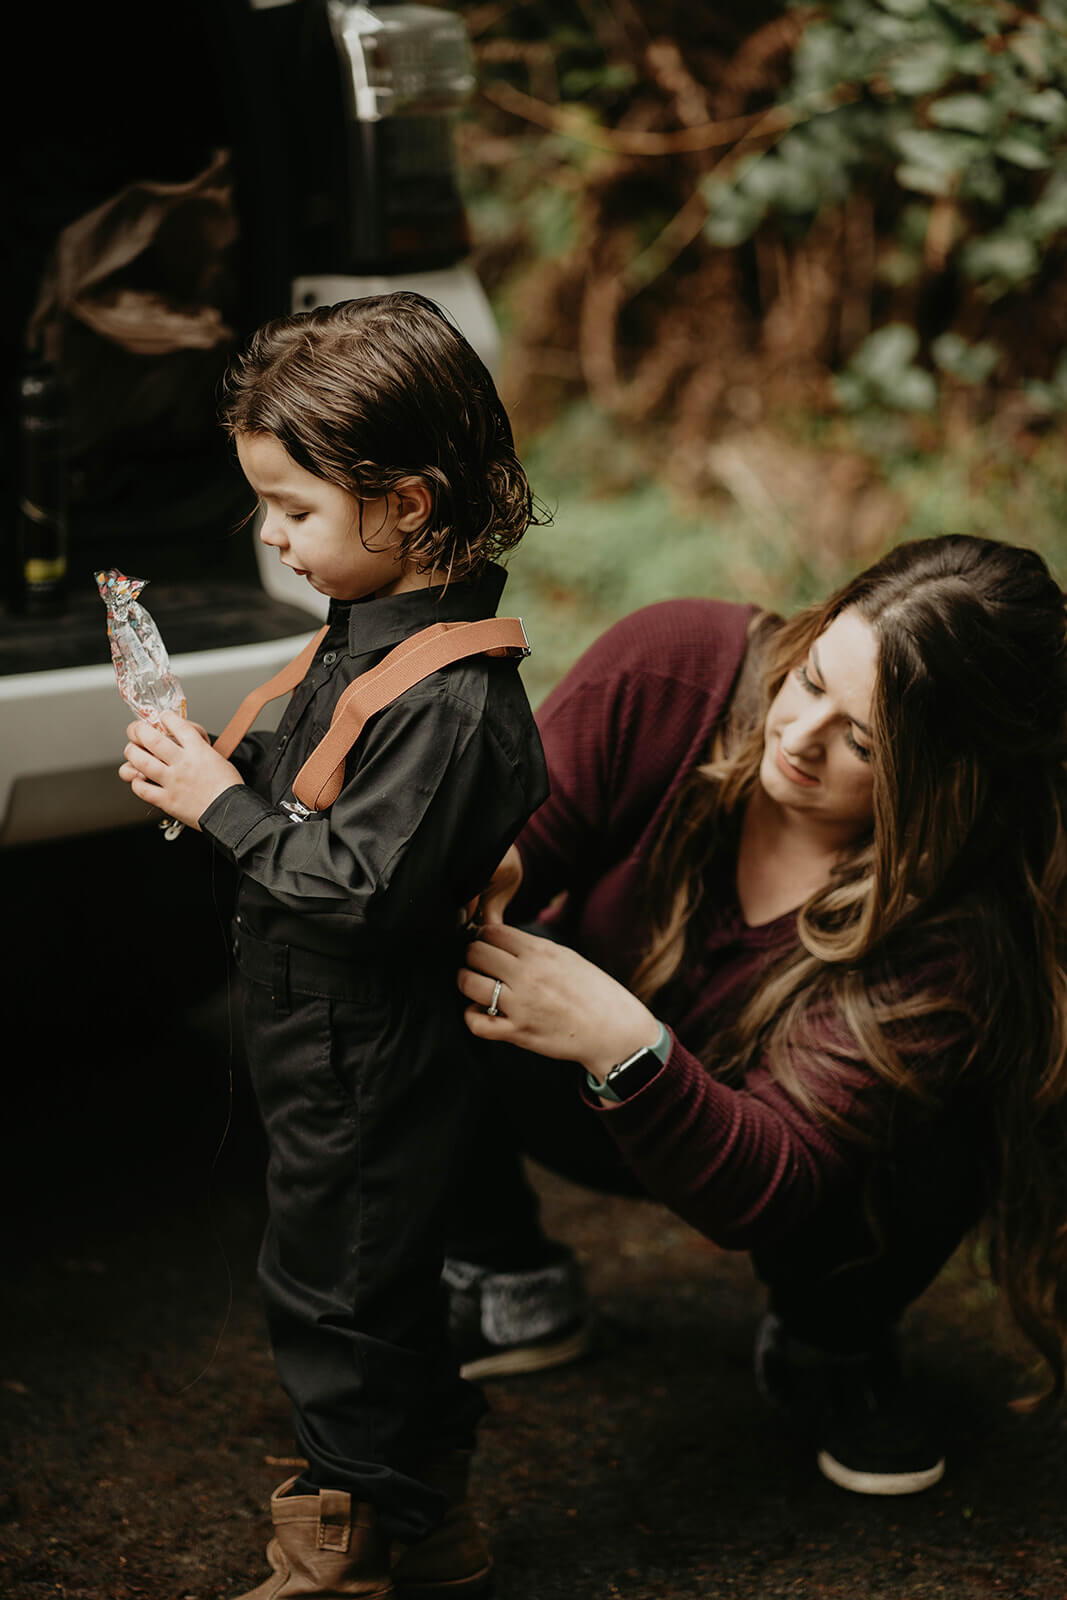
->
[391, 1451, 493, 1597]
[233, 1477, 395, 1599]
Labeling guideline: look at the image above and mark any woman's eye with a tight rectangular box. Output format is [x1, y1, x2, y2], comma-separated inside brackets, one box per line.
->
[286, 511, 309, 523]
[796, 664, 822, 695]
[845, 727, 872, 763]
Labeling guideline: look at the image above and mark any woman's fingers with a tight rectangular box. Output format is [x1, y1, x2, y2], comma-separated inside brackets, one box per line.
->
[464, 922, 539, 968]
[457, 966, 506, 1010]
[458, 925, 662, 1074]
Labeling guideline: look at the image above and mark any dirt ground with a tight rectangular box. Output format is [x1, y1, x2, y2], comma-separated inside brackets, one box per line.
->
[3, 917, 1066, 1600]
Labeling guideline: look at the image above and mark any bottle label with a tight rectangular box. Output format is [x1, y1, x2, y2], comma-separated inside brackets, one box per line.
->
[24, 556, 67, 584]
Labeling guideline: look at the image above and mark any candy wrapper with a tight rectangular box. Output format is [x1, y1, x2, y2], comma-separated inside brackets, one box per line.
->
[96, 568, 187, 837]
[96, 568, 186, 723]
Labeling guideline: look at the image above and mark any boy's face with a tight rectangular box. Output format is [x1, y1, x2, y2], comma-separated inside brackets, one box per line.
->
[237, 432, 434, 602]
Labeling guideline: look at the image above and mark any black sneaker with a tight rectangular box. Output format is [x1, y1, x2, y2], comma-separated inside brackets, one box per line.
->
[443, 1251, 593, 1381]
[754, 1313, 946, 1496]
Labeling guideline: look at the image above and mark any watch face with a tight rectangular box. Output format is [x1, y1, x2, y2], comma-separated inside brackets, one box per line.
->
[605, 1047, 663, 1101]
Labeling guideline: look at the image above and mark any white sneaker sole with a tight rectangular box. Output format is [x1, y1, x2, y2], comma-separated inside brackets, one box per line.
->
[459, 1323, 593, 1381]
[817, 1449, 946, 1496]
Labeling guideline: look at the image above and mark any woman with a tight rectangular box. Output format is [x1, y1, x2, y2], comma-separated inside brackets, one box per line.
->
[453, 534, 1067, 1498]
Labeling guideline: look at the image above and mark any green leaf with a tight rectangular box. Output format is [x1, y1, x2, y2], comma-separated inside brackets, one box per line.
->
[893, 128, 981, 173]
[961, 233, 1039, 284]
[954, 43, 998, 75]
[1031, 173, 1067, 237]
[737, 155, 791, 207]
[877, 0, 930, 17]
[1023, 379, 1062, 413]
[1009, 27, 1055, 82]
[1019, 88, 1067, 125]
[928, 94, 997, 135]
[793, 22, 853, 90]
[701, 183, 765, 248]
[877, 245, 923, 287]
[886, 42, 957, 96]
[896, 162, 955, 196]
[835, 323, 938, 413]
[889, 367, 938, 411]
[994, 136, 1053, 170]
[960, 158, 1006, 208]
[898, 203, 935, 248]
[851, 323, 921, 380]
[931, 332, 1000, 384]
[833, 372, 869, 412]
[1023, 353, 1067, 412]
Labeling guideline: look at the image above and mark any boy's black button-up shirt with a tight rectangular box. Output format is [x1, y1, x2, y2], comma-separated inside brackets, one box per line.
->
[200, 565, 548, 959]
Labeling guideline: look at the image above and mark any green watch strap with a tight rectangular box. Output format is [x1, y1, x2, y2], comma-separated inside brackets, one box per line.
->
[585, 1021, 671, 1104]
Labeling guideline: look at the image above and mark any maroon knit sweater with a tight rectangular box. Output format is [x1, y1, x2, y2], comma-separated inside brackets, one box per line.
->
[511, 600, 971, 1252]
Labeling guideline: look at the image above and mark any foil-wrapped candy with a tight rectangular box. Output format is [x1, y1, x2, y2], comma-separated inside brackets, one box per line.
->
[96, 568, 186, 723]
[96, 568, 187, 837]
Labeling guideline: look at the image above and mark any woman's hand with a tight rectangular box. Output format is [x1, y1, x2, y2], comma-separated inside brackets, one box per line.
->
[459, 923, 662, 1081]
[119, 713, 243, 830]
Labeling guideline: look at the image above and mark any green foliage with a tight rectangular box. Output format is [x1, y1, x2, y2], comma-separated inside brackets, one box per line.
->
[930, 331, 1000, 384]
[832, 322, 1000, 409]
[1026, 350, 1067, 413]
[458, 0, 1067, 452]
[700, 0, 1067, 394]
[707, 0, 1067, 246]
[834, 324, 939, 410]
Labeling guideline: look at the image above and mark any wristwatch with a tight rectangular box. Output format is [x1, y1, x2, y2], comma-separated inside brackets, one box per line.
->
[585, 1021, 671, 1105]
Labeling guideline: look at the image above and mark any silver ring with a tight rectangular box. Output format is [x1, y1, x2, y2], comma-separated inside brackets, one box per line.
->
[486, 978, 503, 1017]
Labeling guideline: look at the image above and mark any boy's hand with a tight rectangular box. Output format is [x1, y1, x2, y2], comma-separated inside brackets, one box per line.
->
[119, 712, 243, 830]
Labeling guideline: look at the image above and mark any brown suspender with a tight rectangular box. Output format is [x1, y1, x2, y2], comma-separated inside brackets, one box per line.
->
[213, 617, 531, 812]
[213, 625, 330, 761]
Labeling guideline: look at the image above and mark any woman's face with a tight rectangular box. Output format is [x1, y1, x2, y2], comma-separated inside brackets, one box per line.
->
[759, 608, 878, 838]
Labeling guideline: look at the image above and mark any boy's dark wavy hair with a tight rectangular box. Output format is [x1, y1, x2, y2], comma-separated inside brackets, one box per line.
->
[219, 291, 546, 581]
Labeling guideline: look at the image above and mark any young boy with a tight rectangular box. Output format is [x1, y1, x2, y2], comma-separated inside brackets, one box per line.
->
[120, 293, 549, 1598]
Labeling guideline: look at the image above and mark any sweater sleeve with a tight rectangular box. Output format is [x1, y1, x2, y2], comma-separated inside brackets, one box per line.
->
[512, 600, 754, 919]
[582, 1035, 855, 1250]
[584, 983, 975, 1251]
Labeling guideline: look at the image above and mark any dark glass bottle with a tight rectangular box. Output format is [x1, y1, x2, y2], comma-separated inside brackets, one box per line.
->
[16, 359, 68, 617]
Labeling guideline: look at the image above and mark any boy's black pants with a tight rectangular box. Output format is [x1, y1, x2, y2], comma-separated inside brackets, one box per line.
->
[235, 923, 486, 1544]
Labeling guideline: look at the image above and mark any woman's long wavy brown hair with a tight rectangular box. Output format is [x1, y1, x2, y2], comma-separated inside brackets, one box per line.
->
[634, 535, 1067, 1403]
[219, 291, 548, 581]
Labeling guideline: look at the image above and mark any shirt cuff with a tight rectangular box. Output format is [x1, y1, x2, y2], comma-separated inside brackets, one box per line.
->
[199, 783, 279, 855]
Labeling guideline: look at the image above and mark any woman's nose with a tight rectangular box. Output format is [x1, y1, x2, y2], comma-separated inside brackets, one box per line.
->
[783, 704, 831, 757]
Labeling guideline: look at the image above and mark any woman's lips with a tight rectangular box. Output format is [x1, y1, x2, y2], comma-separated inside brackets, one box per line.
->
[775, 743, 819, 786]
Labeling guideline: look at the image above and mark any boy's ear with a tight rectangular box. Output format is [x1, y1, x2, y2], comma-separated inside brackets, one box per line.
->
[392, 476, 434, 531]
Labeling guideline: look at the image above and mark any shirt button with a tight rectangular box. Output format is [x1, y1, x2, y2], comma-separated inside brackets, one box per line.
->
[322, 651, 337, 666]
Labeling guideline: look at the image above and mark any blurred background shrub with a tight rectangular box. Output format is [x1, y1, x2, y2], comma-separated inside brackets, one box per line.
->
[451, 0, 1067, 693]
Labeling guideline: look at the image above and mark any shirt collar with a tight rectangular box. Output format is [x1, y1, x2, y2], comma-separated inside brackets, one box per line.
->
[329, 564, 509, 657]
